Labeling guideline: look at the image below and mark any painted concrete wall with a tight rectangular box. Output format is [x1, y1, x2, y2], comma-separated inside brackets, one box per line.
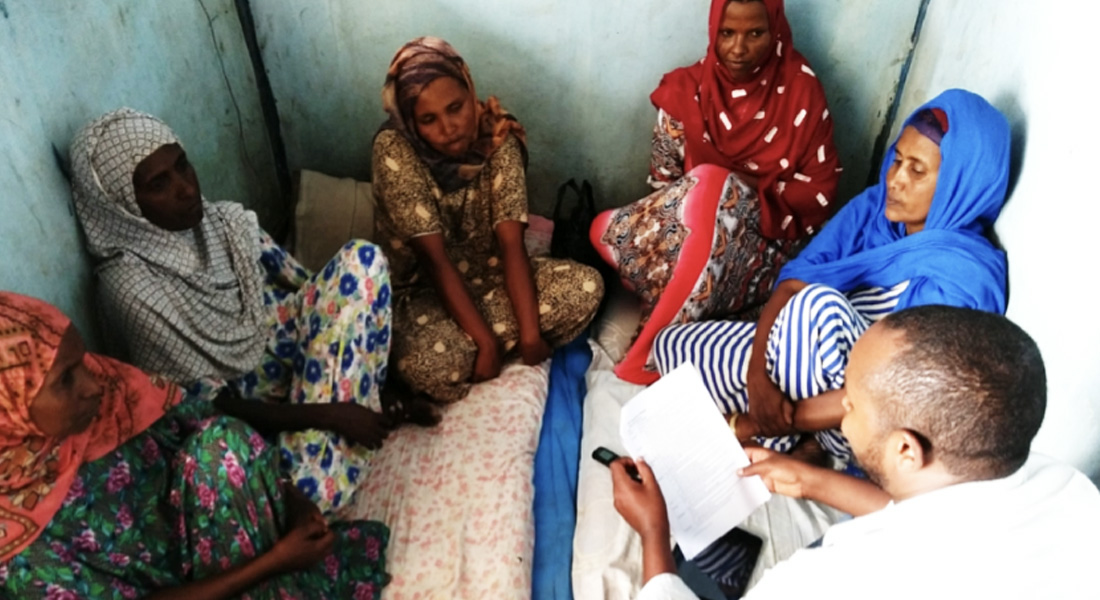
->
[893, 0, 1100, 479]
[0, 0, 279, 347]
[253, 0, 921, 214]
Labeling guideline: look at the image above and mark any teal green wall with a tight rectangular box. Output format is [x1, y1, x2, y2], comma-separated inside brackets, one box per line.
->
[1, 0, 923, 344]
[0, 0, 279, 346]
[252, 0, 922, 214]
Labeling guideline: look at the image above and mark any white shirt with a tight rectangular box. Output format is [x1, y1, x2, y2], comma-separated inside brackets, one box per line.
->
[637, 454, 1100, 600]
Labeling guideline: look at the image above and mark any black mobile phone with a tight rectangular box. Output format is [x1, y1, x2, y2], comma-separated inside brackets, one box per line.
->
[592, 446, 643, 482]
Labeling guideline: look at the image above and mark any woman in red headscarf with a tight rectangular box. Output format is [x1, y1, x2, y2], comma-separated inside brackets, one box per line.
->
[590, 0, 841, 384]
[0, 292, 390, 598]
[650, 0, 840, 233]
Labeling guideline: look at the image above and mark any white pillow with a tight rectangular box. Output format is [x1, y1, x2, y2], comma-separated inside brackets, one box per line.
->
[594, 285, 642, 364]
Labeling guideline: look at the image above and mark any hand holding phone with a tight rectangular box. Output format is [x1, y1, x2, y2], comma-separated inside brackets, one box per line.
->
[592, 446, 643, 483]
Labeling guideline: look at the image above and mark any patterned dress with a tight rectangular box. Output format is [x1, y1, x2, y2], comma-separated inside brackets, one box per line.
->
[646, 110, 803, 320]
[654, 282, 910, 462]
[372, 131, 603, 403]
[0, 396, 389, 600]
[196, 234, 392, 517]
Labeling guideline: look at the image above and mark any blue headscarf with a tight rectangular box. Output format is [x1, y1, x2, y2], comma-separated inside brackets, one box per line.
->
[777, 89, 1009, 314]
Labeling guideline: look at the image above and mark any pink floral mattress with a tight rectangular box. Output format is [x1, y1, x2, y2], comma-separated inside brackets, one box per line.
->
[353, 363, 550, 599]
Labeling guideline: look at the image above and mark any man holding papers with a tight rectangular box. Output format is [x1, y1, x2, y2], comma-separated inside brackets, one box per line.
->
[613, 306, 1100, 599]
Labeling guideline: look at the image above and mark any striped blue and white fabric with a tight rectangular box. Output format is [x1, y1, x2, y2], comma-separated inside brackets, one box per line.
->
[652, 281, 908, 461]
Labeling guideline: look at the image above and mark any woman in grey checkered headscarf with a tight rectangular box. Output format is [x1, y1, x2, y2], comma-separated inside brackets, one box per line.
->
[70, 108, 401, 516]
[70, 107, 267, 382]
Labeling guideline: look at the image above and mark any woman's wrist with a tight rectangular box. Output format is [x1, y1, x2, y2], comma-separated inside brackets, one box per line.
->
[746, 359, 771, 386]
[474, 329, 500, 351]
[518, 324, 543, 345]
[730, 413, 760, 439]
[253, 546, 287, 578]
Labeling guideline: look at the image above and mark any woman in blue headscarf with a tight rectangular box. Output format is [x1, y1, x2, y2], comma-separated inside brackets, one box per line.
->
[653, 89, 1010, 461]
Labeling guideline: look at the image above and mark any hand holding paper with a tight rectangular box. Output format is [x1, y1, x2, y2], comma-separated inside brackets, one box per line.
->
[620, 363, 771, 559]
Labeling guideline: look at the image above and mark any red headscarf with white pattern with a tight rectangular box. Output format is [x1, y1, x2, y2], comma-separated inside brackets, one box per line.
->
[0, 292, 181, 561]
[651, 0, 841, 240]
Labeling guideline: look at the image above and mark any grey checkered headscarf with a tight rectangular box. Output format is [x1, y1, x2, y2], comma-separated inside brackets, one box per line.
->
[70, 108, 266, 383]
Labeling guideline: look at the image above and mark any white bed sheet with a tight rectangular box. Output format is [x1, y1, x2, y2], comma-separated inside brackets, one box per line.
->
[351, 362, 550, 600]
[573, 341, 846, 599]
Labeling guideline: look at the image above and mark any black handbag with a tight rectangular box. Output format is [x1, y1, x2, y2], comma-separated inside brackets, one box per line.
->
[551, 179, 616, 296]
[551, 179, 600, 267]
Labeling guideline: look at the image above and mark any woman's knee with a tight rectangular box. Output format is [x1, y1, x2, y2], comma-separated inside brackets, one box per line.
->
[778, 284, 854, 328]
[653, 324, 691, 374]
[331, 240, 390, 280]
[534, 259, 604, 328]
[791, 283, 848, 307]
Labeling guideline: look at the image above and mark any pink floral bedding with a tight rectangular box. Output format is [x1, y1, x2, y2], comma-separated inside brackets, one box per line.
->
[352, 362, 550, 599]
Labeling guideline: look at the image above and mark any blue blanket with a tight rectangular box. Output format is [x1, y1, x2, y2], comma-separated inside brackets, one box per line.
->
[532, 336, 591, 600]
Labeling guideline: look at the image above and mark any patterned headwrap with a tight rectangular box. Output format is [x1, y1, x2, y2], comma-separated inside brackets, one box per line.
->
[70, 108, 267, 383]
[650, 0, 841, 240]
[377, 37, 527, 194]
[0, 292, 181, 561]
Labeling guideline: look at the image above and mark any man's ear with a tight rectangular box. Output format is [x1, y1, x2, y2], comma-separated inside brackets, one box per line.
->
[888, 428, 931, 473]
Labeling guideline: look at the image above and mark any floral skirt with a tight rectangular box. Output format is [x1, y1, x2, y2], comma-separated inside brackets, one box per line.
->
[1, 397, 389, 599]
[236, 240, 392, 516]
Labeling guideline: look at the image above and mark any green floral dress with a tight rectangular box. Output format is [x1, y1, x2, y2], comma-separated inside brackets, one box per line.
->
[0, 397, 390, 600]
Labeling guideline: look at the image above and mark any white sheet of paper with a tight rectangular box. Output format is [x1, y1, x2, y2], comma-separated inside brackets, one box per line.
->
[620, 362, 771, 559]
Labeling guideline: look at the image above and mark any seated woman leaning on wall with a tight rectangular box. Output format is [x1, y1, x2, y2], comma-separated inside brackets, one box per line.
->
[70, 109, 405, 517]
[590, 0, 840, 384]
[371, 37, 603, 404]
[0, 292, 389, 599]
[654, 89, 1011, 463]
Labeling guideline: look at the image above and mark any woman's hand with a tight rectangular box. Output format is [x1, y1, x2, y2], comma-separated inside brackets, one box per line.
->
[327, 404, 393, 450]
[269, 481, 335, 574]
[518, 333, 552, 366]
[746, 369, 795, 437]
[269, 516, 334, 575]
[472, 337, 503, 382]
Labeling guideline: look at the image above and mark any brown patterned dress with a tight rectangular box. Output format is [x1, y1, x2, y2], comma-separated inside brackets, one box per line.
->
[372, 131, 603, 402]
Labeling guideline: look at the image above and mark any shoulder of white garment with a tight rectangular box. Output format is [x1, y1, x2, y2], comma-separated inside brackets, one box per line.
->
[635, 573, 700, 600]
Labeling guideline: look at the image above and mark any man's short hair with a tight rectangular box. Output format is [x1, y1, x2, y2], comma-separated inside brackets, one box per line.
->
[871, 305, 1046, 480]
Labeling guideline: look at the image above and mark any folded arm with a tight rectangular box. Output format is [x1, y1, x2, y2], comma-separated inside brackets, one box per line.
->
[745, 279, 807, 436]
